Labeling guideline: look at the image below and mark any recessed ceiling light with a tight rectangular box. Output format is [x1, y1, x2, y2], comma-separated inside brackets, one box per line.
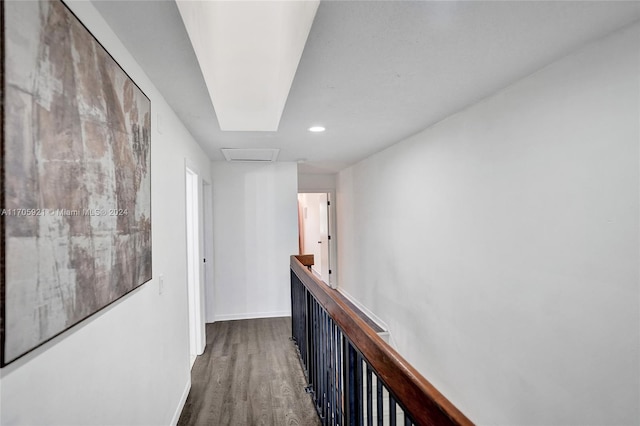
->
[308, 126, 325, 133]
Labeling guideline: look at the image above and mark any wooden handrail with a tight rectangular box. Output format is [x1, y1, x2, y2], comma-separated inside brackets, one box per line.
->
[291, 255, 474, 426]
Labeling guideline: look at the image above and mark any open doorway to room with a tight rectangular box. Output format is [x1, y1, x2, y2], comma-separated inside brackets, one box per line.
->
[297, 192, 336, 287]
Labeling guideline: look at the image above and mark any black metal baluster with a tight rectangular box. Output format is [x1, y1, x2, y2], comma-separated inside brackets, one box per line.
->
[306, 292, 312, 383]
[337, 331, 344, 425]
[318, 306, 323, 420]
[290, 273, 294, 340]
[345, 341, 355, 426]
[298, 280, 302, 350]
[308, 298, 312, 382]
[325, 310, 330, 423]
[327, 313, 332, 424]
[302, 287, 307, 371]
[366, 365, 373, 426]
[317, 302, 322, 411]
[321, 308, 327, 423]
[376, 380, 382, 426]
[355, 353, 363, 426]
[325, 314, 333, 423]
[305, 288, 310, 371]
[327, 319, 332, 426]
[314, 301, 319, 407]
[389, 394, 397, 426]
[338, 326, 343, 425]
[292, 271, 297, 345]
[317, 301, 321, 400]
[329, 320, 335, 426]
[309, 299, 315, 401]
[309, 298, 318, 388]
[333, 322, 342, 425]
[299, 281, 303, 349]
[404, 412, 412, 426]
[322, 306, 327, 421]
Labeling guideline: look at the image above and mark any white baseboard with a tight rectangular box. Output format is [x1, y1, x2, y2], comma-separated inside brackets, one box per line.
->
[213, 310, 291, 322]
[171, 378, 191, 426]
[336, 288, 389, 333]
[377, 330, 391, 344]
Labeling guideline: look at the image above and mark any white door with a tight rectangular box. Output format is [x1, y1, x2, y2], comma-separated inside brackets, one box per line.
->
[318, 193, 330, 283]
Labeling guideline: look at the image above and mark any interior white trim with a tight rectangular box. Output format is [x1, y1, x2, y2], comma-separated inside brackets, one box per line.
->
[185, 164, 205, 357]
[170, 378, 191, 426]
[337, 287, 389, 333]
[213, 311, 291, 322]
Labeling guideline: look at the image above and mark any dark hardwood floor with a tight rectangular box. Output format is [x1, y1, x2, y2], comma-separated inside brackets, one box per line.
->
[177, 317, 321, 426]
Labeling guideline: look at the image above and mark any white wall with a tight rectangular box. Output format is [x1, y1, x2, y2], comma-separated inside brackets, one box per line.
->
[212, 162, 298, 321]
[337, 23, 639, 425]
[0, 2, 211, 425]
[298, 172, 336, 191]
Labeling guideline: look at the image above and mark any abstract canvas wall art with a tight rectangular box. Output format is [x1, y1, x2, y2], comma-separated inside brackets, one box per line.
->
[1, 0, 152, 366]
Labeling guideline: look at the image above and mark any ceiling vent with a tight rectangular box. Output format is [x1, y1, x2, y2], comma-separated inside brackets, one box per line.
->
[221, 148, 280, 163]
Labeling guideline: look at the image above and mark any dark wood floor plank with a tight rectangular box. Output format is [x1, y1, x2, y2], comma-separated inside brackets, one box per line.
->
[178, 317, 320, 426]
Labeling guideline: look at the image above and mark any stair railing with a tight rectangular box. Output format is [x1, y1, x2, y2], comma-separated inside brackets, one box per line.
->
[290, 255, 473, 426]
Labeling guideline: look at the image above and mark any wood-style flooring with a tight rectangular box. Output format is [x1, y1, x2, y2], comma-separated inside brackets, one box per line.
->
[177, 317, 321, 426]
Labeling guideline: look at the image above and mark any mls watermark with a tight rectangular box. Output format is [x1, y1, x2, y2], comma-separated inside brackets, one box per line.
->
[1, 208, 129, 217]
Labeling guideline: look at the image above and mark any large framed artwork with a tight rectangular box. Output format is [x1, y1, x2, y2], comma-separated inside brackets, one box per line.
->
[1, 0, 152, 366]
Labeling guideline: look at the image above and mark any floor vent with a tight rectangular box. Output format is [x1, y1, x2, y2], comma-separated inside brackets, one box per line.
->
[221, 148, 280, 162]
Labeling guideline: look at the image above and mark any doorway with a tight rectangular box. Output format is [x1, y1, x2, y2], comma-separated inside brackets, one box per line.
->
[202, 179, 215, 324]
[185, 165, 205, 367]
[297, 192, 336, 287]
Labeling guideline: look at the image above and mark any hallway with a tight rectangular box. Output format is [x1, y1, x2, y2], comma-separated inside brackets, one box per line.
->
[177, 318, 320, 426]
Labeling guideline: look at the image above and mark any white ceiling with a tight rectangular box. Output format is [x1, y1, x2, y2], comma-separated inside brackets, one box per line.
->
[92, 1, 640, 174]
[175, 0, 319, 131]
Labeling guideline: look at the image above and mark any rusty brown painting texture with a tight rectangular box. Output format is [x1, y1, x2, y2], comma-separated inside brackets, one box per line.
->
[2, 0, 151, 365]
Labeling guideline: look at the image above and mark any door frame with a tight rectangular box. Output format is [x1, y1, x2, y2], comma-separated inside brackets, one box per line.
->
[297, 189, 338, 289]
[185, 161, 206, 365]
[202, 179, 215, 324]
